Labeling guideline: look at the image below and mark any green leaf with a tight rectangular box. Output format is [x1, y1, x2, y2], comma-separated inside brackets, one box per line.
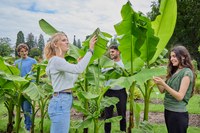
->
[82, 28, 109, 64]
[23, 82, 45, 101]
[114, 2, 147, 73]
[150, 0, 177, 63]
[86, 65, 105, 86]
[67, 44, 84, 59]
[72, 116, 93, 129]
[72, 100, 89, 115]
[100, 96, 119, 110]
[99, 55, 115, 68]
[104, 116, 122, 123]
[0, 57, 20, 75]
[108, 76, 135, 89]
[138, 16, 159, 64]
[79, 91, 99, 100]
[39, 19, 58, 35]
[134, 67, 166, 86]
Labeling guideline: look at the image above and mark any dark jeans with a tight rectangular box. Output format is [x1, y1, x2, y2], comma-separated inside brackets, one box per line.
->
[164, 109, 188, 133]
[104, 88, 127, 133]
[21, 100, 32, 131]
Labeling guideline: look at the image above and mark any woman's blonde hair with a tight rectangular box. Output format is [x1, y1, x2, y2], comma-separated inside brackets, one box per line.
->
[44, 32, 67, 60]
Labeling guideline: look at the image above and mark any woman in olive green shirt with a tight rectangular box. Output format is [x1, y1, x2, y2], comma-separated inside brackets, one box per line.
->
[153, 45, 195, 133]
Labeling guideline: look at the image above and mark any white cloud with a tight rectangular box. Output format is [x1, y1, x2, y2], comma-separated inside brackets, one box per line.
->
[0, 0, 155, 45]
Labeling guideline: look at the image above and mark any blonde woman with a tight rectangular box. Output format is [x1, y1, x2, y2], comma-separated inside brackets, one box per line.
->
[44, 32, 97, 133]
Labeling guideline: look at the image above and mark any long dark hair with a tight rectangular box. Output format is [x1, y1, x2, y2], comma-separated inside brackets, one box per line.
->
[166, 45, 196, 95]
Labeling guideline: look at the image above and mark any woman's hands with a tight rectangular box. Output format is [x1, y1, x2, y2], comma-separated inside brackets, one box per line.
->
[153, 76, 165, 86]
[153, 76, 166, 93]
[89, 35, 97, 51]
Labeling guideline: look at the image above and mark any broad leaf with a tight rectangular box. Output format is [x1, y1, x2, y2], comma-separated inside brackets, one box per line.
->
[86, 65, 105, 86]
[82, 28, 109, 64]
[39, 19, 58, 35]
[134, 67, 166, 87]
[67, 44, 85, 59]
[114, 2, 147, 73]
[100, 96, 119, 110]
[79, 91, 99, 100]
[23, 82, 45, 101]
[0, 57, 20, 75]
[150, 0, 177, 63]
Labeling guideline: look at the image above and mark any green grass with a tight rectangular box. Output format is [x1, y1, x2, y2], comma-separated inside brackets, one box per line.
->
[137, 91, 200, 114]
[0, 93, 199, 132]
[153, 124, 200, 133]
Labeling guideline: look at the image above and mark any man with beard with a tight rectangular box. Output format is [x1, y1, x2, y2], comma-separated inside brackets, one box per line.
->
[103, 45, 127, 133]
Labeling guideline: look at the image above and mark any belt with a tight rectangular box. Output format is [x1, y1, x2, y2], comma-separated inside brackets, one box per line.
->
[53, 89, 72, 96]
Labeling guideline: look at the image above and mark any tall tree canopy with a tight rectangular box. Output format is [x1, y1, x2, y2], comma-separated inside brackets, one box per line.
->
[15, 31, 25, 56]
[38, 34, 45, 52]
[26, 33, 36, 50]
[0, 37, 13, 56]
[148, 0, 200, 69]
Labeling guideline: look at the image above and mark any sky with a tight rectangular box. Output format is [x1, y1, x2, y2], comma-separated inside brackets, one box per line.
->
[0, 0, 155, 45]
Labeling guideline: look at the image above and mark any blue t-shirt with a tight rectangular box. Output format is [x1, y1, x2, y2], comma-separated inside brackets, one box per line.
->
[14, 57, 37, 77]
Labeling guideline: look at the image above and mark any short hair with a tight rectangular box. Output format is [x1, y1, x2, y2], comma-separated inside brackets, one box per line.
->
[16, 43, 29, 52]
[109, 45, 118, 50]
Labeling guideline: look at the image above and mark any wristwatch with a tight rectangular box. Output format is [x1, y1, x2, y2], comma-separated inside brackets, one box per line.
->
[88, 48, 94, 55]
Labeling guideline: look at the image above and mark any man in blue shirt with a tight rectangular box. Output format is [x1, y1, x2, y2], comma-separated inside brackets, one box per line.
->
[14, 43, 37, 131]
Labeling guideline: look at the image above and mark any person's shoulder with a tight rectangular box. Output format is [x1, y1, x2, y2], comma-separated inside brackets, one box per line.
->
[183, 67, 193, 76]
[49, 56, 65, 63]
[27, 57, 37, 63]
[184, 67, 192, 72]
[14, 58, 21, 64]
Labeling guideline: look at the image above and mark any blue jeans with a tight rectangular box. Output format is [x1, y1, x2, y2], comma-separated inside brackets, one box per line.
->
[21, 100, 32, 131]
[48, 93, 73, 133]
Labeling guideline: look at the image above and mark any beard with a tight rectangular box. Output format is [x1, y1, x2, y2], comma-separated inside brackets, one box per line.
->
[111, 55, 118, 60]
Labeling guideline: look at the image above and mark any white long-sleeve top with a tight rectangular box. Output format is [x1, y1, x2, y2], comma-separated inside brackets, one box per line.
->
[46, 52, 92, 92]
[104, 60, 125, 90]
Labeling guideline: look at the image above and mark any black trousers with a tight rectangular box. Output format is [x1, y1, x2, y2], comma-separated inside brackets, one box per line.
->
[104, 88, 127, 133]
[164, 109, 189, 133]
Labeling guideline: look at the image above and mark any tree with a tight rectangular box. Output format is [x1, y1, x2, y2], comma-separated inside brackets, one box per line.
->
[110, 34, 119, 46]
[29, 47, 42, 58]
[26, 33, 36, 50]
[15, 31, 25, 57]
[168, 0, 200, 69]
[38, 34, 45, 52]
[0, 37, 13, 56]
[146, 0, 160, 21]
[77, 39, 81, 48]
[147, 0, 200, 69]
[73, 35, 77, 46]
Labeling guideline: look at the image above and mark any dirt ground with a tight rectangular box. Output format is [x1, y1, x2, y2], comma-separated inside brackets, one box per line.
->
[139, 112, 200, 127]
[71, 109, 200, 127]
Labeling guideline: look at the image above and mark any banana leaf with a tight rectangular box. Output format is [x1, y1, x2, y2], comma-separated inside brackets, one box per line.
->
[39, 19, 58, 35]
[150, 0, 177, 64]
[82, 28, 110, 64]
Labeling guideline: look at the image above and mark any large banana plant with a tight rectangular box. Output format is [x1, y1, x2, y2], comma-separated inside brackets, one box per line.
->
[113, 0, 177, 132]
[0, 56, 29, 133]
[23, 62, 52, 133]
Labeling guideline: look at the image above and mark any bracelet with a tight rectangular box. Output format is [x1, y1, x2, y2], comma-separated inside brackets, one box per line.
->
[88, 49, 94, 55]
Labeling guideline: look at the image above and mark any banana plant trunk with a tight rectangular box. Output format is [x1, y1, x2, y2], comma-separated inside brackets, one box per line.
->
[31, 102, 37, 133]
[83, 68, 89, 133]
[143, 80, 153, 121]
[15, 94, 23, 133]
[5, 101, 15, 133]
[94, 118, 99, 133]
[39, 98, 49, 133]
[128, 82, 136, 133]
